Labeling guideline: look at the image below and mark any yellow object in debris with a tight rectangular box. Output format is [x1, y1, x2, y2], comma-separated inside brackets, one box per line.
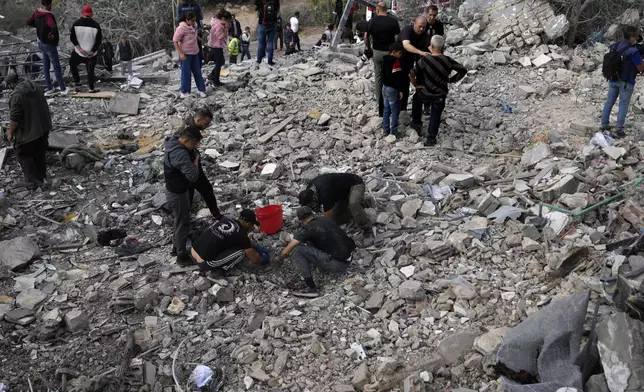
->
[308, 110, 321, 119]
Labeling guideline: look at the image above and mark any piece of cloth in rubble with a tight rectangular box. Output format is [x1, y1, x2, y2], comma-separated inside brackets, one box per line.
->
[496, 291, 597, 392]
[97, 229, 127, 246]
[115, 238, 153, 256]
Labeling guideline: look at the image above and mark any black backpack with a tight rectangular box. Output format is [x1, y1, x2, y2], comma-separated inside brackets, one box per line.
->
[262, 0, 276, 26]
[602, 45, 630, 81]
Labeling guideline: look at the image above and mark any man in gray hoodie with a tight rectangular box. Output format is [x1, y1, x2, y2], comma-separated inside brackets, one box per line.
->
[164, 125, 222, 264]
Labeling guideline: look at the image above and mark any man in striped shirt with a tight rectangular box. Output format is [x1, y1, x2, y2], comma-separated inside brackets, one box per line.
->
[410, 35, 466, 146]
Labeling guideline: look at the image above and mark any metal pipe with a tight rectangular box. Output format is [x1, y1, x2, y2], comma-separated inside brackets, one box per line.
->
[539, 177, 644, 216]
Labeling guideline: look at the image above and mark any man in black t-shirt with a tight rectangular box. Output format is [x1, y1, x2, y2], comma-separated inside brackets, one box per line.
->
[366, 1, 400, 117]
[190, 210, 267, 271]
[426, 5, 444, 43]
[276, 207, 356, 297]
[397, 16, 430, 110]
[298, 173, 371, 229]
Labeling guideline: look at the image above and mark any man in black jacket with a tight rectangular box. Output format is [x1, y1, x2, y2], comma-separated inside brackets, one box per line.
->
[410, 35, 467, 146]
[229, 14, 242, 39]
[164, 123, 221, 264]
[100, 38, 114, 72]
[4, 72, 51, 190]
[27, 0, 68, 96]
[69, 5, 102, 92]
[116, 37, 135, 77]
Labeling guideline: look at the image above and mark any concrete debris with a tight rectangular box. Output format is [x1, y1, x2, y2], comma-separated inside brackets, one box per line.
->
[0, 22, 643, 392]
[0, 236, 40, 271]
[597, 313, 644, 392]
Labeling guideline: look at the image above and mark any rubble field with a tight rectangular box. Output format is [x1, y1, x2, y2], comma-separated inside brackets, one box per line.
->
[1, 33, 644, 392]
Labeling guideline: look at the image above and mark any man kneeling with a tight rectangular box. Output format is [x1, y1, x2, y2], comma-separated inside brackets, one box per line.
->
[277, 207, 356, 297]
[190, 210, 269, 271]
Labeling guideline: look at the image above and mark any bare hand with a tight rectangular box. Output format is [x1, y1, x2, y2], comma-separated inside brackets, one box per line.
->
[193, 154, 199, 166]
[420, 51, 429, 57]
[399, 92, 403, 100]
[7, 130, 13, 142]
[179, 53, 186, 61]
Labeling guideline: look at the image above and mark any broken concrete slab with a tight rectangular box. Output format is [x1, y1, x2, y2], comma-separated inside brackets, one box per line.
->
[399, 280, 425, 301]
[597, 312, 644, 392]
[16, 289, 47, 310]
[109, 92, 141, 115]
[521, 142, 551, 167]
[532, 54, 553, 67]
[542, 175, 580, 202]
[48, 133, 81, 150]
[400, 199, 423, 218]
[438, 332, 477, 365]
[0, 236, 40, 271]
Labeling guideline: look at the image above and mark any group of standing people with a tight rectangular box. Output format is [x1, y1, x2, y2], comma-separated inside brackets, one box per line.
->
[27, 0, 136, 96]
[365, 3, 465, 145]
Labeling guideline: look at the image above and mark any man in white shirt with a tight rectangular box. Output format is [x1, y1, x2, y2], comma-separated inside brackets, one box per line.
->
[290, 12, 301, 51]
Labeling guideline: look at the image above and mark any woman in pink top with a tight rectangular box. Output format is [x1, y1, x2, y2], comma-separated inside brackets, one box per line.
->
[173, 12, 206, 98]
[207, 9, 231, 86]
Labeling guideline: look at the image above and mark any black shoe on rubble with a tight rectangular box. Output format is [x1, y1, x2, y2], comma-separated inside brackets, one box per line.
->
[292, 286, 320, 298]
[410, 122, 421, 132]
[176, 251, 193, 267]
[268, 61, 276, 66]
[612, 129, 626, 139]
[170, 247, 177, 257]
[424, 138, 437, 146]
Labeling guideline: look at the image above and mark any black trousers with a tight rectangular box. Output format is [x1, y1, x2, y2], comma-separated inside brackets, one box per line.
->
[411, 93, 446, 141]
[15, 134, 48, 186]
[70, 52, 97, 89]
[294, 33, 301, 51]
[208, 48, 225, 83]
[275, 28, 284, 50]
[104, 57, 113, 71]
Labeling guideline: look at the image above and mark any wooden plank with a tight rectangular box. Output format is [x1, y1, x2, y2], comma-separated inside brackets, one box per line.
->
[109, 93, 141, 115]
[71, 91, 116, 99]
[257, 116, 295, 144]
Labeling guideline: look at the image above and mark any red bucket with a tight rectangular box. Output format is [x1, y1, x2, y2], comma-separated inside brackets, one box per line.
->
[255, 205, 284, 235]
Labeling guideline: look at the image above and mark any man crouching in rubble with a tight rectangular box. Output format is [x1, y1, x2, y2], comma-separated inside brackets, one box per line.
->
[298, 172, 374, 246]
[275, 207, 356, 298]
[189, 210, 268, 271]
[164, 125, 222, 264]
[4, 72, 51, 190]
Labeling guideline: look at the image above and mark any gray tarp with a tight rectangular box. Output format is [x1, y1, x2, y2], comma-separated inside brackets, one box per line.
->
[496, 291, 591, 392]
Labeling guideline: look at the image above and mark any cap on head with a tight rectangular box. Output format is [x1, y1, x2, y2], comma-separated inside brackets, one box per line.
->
[82, 4, 93, 17]
[42, 0, 52, 5]
[296, 206, 314, 221]
[240, 209, 260, 226]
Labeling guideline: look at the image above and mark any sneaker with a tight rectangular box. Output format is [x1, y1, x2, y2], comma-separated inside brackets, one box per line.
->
[292, 286, 320, 298]
[88, 88, 100, 93]
[44, 89, 56, 96]
[197, 91, 207, 98]
[60, 89, 70, 96]
[612, 129, 626, 139]
[180, 92, 190, 99]
[383, 130, 390, 137]
[424, 138, 437, 146]
[268, 61, 276, 66]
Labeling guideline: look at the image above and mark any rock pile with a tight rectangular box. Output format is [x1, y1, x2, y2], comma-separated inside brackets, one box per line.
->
[0, 39, 642, 392]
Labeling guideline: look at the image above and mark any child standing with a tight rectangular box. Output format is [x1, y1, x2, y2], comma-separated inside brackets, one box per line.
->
[207, 9, 231, 86]
[173, 12, 206, 98]
[228, 36, 240, 64]
[381, 41, 406, 137]
[241, 26, 251, 61]
[284, 24, 296, 55]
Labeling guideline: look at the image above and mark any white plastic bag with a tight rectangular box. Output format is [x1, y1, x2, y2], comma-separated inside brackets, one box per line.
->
[590, 132, 613, 148]
[190, 365, 214, 388]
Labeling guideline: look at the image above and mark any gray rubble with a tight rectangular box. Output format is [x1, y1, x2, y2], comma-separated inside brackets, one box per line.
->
[0, 20, 643, 392]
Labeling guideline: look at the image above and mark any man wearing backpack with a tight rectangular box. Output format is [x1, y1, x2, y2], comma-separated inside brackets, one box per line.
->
[601, 25, 644, 138]
[254, 0, 280, 66]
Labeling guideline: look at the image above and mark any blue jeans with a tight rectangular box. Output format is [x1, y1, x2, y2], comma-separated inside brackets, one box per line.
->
[39, 42, 65, 91]
[179, 54, 205, 93]
[257, 25, 276, 64]
[601, 80, 634, 131]
[241, 45, 251, 61]
[382, 86, 400, 135]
